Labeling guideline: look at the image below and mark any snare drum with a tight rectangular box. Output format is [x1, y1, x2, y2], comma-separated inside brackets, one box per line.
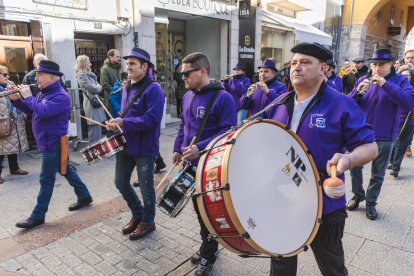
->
[195, 120, 322, 257]
[157, 163, 197, 217]
[80, 133, 127, 164]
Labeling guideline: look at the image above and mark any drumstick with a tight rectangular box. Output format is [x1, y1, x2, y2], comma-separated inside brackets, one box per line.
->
[94, 95, 123, 133]
[156, 136, 197, 190]
[80, 115, 106, 127]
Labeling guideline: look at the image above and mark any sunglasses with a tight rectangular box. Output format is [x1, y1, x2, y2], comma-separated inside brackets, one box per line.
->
[181, 68, 202, 78]
[1, 73, 9, 77]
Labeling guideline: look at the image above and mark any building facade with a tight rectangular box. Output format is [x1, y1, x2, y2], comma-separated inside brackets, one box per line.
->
[340, 0, 414, 66]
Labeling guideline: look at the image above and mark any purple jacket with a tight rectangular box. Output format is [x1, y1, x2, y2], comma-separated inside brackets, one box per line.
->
[223, 74, 250, 110]
[397, 82, 414, 127]
[348, 69, 414, 141]
[12, 81, 70, 152]
[240, 77, 286, 115]
[326, 73, 343, 93]
[174, 81, 236, 164]
[120, 77, 165, 157]
[267, 84, 375, 215]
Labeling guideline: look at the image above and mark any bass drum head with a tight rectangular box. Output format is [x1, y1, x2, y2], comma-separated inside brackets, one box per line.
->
[226, 120, 321, 256]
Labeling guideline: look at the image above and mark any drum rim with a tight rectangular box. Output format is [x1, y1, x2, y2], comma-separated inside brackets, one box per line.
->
[196, 119, 322, 257]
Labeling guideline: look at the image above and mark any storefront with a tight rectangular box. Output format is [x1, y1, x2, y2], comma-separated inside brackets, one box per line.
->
[138, 0, 237, 120]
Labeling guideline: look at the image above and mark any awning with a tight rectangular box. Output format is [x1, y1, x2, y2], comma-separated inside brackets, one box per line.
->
[262, 10, 332, 46]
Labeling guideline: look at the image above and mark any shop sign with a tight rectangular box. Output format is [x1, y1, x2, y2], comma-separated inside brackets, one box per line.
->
[239, 5, 256, 80]
[154, 0, 233, 20]
[239, 0, 250, 19]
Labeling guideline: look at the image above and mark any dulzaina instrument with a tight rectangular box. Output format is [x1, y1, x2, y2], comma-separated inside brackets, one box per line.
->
[356, 78, 374, 98]
[0, 84, 37, 98]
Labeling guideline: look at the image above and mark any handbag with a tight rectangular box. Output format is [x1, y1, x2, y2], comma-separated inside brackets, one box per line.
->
[0, 113, 12, 138]
[82, 90, 102, 109]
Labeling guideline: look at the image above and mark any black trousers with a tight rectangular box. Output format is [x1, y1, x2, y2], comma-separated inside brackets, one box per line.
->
[0, 154, 19, 174]
[270, 208, 348, 276]
[192, 196, 219, 263]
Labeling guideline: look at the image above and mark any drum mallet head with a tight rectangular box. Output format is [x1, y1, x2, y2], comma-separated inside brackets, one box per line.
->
[323, 164, 345, 199]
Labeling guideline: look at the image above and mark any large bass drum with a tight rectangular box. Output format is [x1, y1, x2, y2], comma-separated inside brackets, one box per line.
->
[195, 120, 322, 257]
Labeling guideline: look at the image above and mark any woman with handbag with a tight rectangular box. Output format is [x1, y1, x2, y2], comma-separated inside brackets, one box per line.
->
[0, 65, 29, 183]
[74, 55, 106, 143]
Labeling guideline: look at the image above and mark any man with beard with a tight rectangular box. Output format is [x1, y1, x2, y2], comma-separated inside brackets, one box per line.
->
[173, 52, 236, 276]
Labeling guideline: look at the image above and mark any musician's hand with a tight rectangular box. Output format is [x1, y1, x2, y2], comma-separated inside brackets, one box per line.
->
[8, 92, 20, 101]
[356, 79, 371, 93]
[223, 75, 231, 81]
[172, 152, 182, 165]
[258, 81, 269, 93]
[406, 63, 414, 69]
[247, 85, 256, 97]
[371, 75, 386, 87]
[326, 153, 352, 176]
[182, 145, 200, 161]
[17, 85, 32, 99]
[105, 118, 123, 131]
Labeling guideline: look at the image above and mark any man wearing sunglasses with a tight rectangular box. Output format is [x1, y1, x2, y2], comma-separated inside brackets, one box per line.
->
[172, 52, 236, 276]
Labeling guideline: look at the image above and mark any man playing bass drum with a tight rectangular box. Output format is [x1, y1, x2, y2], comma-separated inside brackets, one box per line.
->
[266, 43, 377, 275]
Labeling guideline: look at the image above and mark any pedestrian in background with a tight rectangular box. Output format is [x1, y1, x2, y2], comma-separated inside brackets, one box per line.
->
[0, 65, 29, 184]
[100, 49, 122, 107]
[75, 55, 106, 143]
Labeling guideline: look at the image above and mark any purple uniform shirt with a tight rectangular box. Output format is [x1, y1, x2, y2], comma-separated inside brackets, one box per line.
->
[240, 77, 286, 116]
[12, 81, 70, 152]
[326, 73, 343, 93]
[267, 84, 375, 215]
[223, 74, 250, 110]
[120, 77, 165, 156]
[348, 70, 414, 141]
[174, 81, 236, 165]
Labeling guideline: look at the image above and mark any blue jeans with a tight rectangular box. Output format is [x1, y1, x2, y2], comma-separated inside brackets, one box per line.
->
[390, 125, 414, 172]
[31, 147, 91, 220]
[350, 141, 394, 206]
[237, 109, 248, 124]
[115, 150, 156, 224]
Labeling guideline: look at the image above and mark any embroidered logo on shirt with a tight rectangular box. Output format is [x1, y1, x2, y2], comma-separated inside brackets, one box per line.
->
[309, 114, 326, 128]
[196, 106, 205, 119]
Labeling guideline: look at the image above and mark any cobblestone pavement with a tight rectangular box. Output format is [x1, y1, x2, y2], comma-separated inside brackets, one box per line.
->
[1, 122, 414, 275]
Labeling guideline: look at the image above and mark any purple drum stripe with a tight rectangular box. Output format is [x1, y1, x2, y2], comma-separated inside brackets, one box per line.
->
[372, 54, 392, 59]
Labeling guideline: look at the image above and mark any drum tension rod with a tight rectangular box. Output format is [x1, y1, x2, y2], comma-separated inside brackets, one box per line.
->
[192, 183, 230, 199]
[210, 231, 250, 240]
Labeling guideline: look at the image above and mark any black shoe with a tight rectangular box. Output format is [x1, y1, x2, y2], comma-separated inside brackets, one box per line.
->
[68, 196, 93, 211]
[366, 204, 378, 220]
[346, 195, 365, 211]
[386, 164, 392, 170]
[155, 160, 166, 173]
[194, 258, 214, 276]
[191, 250, 219, 265]
[132, 181, 140, 187]
[390, 170, 399, 177]
[15, 217, 44, 229]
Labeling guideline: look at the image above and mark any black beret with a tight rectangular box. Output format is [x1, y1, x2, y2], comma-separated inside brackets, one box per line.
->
[352, 57, 365, 62]
[291, 42, 332, 62]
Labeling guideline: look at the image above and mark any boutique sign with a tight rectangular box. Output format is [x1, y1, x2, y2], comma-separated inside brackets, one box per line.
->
[155, 0, 233, 20]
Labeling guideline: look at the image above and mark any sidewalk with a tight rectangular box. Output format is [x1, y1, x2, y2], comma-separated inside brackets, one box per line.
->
[0, 122, 414, 275]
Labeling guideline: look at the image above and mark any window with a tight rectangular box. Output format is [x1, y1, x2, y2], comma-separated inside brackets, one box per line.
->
[0, 21, 29, 36]
[390, 6, 395, 26]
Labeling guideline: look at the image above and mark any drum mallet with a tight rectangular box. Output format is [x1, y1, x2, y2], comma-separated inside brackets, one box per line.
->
[156, 136, 197, 190]
[323, 164, 345, 199]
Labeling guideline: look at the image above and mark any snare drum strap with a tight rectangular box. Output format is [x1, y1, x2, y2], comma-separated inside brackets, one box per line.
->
[194, 90, 219, 144]
[119, 78, 155, 119]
